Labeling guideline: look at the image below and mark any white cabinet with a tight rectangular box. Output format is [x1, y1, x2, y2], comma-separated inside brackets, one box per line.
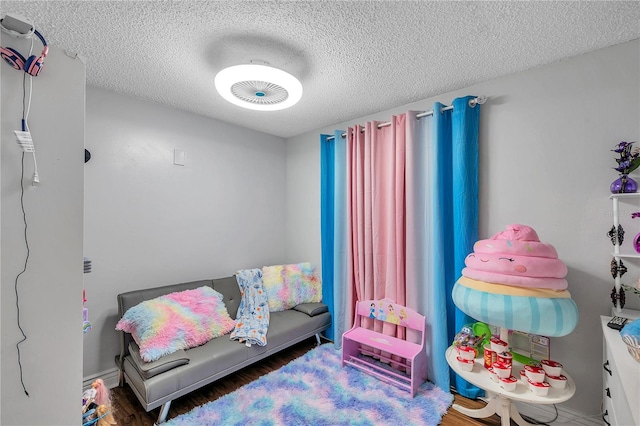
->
[609, 194, 640, 313]
[601, 314, 640, 426]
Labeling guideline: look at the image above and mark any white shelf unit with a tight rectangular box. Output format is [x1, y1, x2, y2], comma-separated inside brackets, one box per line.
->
[609, 193, 640, 313]
[601, 314, 640, 426]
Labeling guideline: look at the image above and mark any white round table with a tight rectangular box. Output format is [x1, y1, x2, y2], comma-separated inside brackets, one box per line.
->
[446, 346, 576, 426]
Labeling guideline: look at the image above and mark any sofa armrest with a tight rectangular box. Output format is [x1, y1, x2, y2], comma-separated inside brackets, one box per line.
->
[293, 303, 329, 317]
[127, 342, 190, 380]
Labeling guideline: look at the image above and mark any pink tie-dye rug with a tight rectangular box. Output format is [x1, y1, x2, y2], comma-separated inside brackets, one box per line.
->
[165, 344, 453, 426]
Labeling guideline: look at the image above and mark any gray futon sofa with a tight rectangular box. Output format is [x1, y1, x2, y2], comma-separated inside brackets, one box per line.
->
[115, 276, 331, 424]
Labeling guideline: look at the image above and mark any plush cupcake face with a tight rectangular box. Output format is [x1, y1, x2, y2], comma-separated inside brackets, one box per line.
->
[461, 224, 568, 290]
[452, 224, 579, 337]
[464, 253, 567, 279]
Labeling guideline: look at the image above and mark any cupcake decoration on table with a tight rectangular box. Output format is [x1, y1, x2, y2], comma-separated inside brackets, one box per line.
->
[452, 224, 578, 337]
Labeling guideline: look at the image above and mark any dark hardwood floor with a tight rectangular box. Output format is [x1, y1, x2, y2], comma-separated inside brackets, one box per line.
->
[111, 337, 507, 425]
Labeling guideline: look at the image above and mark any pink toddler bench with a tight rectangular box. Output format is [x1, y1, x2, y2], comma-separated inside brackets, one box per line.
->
[341, 298, 427, 396]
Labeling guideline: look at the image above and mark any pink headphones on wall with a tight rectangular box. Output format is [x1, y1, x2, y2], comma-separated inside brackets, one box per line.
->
[0, 26, 48, 76]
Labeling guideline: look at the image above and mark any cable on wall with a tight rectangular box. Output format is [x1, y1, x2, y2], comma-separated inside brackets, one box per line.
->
[14, 149, 30, 397]
[13, 48, 36, 397]
[3, 10, 49, 399]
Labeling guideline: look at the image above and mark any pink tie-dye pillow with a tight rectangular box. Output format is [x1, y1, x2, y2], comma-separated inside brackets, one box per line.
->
[116, 286, 235, 362]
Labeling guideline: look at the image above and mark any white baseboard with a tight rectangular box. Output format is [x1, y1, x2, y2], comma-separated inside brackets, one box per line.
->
[513, 401, 602, 426]
[83, 367, 120, 391]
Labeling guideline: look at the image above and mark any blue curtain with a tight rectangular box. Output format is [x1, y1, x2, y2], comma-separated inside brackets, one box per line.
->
[425, 101, 454, 391]
[320, 133, 335, 341]
[448, 97, 482, 398]
[332, 130, 349, 348]
[320, 130, 347, 345]
[407, 97, 480, 396]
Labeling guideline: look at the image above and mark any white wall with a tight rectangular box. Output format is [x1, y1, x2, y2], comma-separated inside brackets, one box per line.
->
[285, 40, 640, 416]
[83, 87, 287, 377]
[1, 41, 85, 425]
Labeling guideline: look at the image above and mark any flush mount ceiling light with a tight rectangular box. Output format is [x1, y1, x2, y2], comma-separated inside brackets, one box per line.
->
[215, 63, 303, 111]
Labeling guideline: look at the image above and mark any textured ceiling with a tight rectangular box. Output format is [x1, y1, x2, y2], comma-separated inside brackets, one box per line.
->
[1, 1, 639, 138]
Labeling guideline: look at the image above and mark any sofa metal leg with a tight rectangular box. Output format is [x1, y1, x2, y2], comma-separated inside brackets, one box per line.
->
[118, 369, 124, 387]
[315, 333, 321, 346]
[156, 401, 172, 424]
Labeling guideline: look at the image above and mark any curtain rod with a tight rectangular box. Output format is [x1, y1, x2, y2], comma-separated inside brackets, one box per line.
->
[326, 95, 486, 141]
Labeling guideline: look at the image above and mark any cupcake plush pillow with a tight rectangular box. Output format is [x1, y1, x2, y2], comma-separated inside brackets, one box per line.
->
[452, 224, 578, 337]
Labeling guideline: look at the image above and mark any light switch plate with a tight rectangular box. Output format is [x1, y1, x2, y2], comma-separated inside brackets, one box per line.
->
[174, 149, 185, 166]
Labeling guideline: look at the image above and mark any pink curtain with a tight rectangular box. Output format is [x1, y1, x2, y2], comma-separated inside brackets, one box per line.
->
[323, 96, 480, 393]
[348, 115, 407, 339]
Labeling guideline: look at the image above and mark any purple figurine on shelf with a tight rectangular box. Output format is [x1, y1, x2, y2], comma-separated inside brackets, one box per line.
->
[611, 141, 640, 194]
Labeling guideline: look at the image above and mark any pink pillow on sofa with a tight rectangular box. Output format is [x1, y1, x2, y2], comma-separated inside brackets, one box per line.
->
[116, 286, 235, 362]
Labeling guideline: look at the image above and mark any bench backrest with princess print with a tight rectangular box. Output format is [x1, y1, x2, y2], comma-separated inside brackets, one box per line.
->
[353, 298, 425, 332]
